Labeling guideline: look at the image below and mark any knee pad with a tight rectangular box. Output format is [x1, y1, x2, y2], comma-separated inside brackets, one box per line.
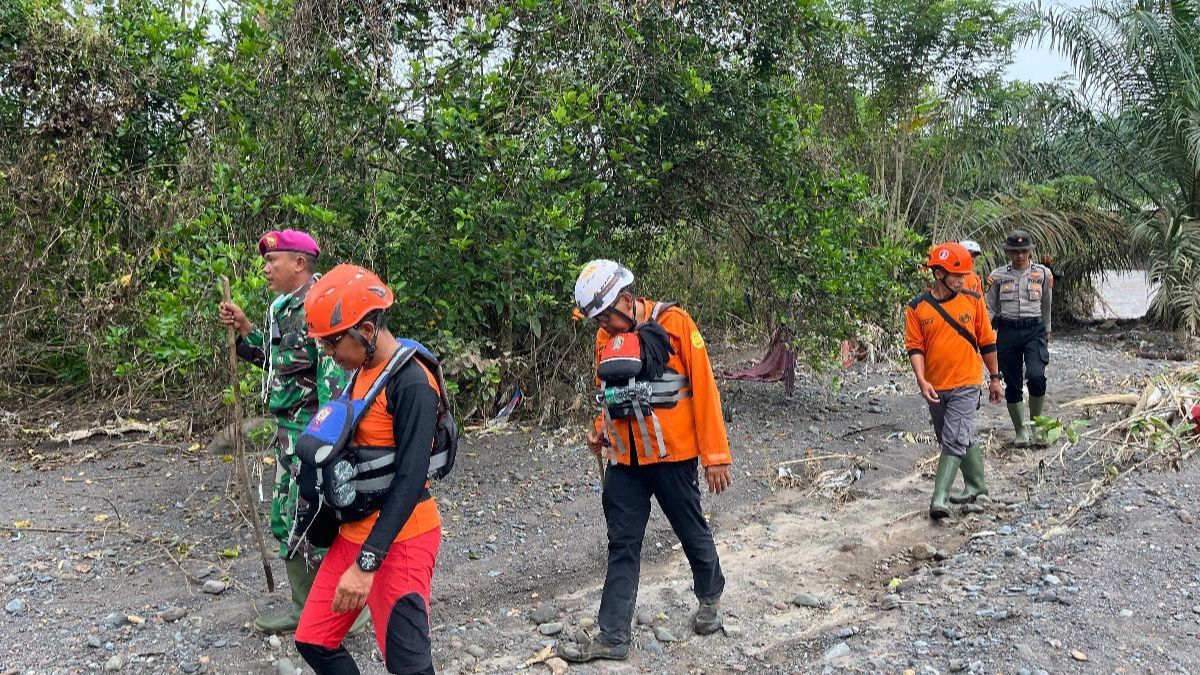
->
[385, 592, 433, 674]
[295, 641, 359, 675]
[1028, 376, 1047, 397]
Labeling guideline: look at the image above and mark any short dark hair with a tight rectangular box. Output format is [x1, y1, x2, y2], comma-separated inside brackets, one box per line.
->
[299, 253, 318, 272]
[360, 308, 389, 332]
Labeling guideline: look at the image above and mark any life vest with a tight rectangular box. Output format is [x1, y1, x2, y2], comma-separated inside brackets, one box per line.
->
[294, 339, 457, 525]
[596, 302, 691, 462]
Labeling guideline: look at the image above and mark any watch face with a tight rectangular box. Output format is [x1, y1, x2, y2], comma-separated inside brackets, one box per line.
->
[357, 551, 380, 571]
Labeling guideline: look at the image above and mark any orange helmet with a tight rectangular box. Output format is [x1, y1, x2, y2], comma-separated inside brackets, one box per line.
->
[925, 242, 974, 274]
[304, 264, 394, 338]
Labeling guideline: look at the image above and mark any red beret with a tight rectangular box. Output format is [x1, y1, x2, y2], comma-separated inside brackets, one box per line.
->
[258, 229, 320, 257]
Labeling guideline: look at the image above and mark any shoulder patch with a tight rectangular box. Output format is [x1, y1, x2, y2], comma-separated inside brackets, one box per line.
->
[691, 331, 705, 350]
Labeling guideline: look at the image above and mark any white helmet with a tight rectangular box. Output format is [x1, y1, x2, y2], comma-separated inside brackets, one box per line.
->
[960, 239, 982, 255]
[574, 259, 635, 318]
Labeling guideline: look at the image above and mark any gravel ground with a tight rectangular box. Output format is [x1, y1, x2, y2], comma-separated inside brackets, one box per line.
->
[0, 322, 1195, 674]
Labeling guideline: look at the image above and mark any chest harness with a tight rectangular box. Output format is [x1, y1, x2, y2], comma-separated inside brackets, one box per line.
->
[596, 302, 691, 462]
[294, 339, 457, 525]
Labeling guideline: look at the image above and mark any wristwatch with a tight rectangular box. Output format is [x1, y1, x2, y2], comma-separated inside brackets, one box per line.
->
[989, 373, 1003, 382]
[356, 550, 382, 573]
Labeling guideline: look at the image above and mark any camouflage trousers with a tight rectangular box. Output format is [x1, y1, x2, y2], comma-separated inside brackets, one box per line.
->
[269, 423, 326, 561]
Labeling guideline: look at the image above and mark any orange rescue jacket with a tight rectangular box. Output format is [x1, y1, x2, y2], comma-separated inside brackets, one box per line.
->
[592, 299, 732, 467]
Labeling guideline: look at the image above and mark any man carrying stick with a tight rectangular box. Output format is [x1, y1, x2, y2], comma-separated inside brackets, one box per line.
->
[217, 229, 368, 635]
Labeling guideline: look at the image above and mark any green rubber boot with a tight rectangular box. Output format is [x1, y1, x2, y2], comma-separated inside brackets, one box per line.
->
[949, 443, 988, 504]
[254, 556, 315, 634]
[1007, 402, 1031, 447]
[1028, 395, 1047, 444]
[929, 454, 961, 520]
[347, 603, 372, 637]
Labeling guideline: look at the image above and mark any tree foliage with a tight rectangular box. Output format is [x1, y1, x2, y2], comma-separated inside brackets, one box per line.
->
[0, 0, 913, 413]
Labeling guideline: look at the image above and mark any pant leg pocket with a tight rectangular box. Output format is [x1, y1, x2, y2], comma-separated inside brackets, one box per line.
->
[1038, 342, 1049, 365]
[385, 592, 432, 674]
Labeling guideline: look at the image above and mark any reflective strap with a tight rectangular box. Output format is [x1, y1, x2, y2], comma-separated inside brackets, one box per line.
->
[649, 373, 688, 392]
[650, 387, 691, 405]
[649, 413, 667, 458]
[352, 475, 394, 493]
[428, 449, 449, 475]
[602, 406, 628, 461]
[649, 373, 691, 405]
[632, 405, 654, 458]
[362, 347, 416, 403]
[354, 453, 396, 473]
[650, 301, 676, 320]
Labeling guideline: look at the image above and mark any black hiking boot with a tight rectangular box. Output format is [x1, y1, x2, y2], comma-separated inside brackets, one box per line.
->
[693, 597, 722, 635]
[556, 637, 630, 663]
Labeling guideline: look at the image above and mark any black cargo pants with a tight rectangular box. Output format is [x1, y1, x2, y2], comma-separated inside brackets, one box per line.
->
[597, 457, 725, 646]
[996, 317, 1048, 403]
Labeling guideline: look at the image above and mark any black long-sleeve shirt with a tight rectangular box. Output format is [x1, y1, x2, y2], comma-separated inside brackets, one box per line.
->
[359, 359, 439, 559]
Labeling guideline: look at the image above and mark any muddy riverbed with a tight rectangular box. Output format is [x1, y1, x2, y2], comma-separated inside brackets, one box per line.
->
[1, 322, 1198, 674]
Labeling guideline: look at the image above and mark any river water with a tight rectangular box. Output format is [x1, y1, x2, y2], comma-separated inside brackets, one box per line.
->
[1093, 270, 1157, 319]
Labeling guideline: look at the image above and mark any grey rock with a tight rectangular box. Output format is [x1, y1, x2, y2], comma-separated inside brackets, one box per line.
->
[643, 641, 664, 655]
[87, 635, 103, 649]
[637, 611, 656, 626]
[823, 642, 851, 662]
[1042, 574, 1061, 586]
[538, 622, 564, 636]
[722, 623, 743, 638]
[274, 658, 300, 675]
[103, 611, 127, 627]
[578, 617, 595, 629]
[180, 663, 199, 674]
[1, 574, 18, 585]
[104, 656, 124, 672]
[912, 543, 937, 560]
[653, 626, 679, 643]
[213, 639, 227, 648]
[530, 605, 558, 624]
[1120, 609, 1134, 618]
[267, 635, 282, 649]
[160, 608, 187, 622]
[4, 599, 24, 614]
[466, 644, 486, 658]
[881, 594, 901, 610]
[201, 580, 226, 594]
[791, 593, 825, 609]
[835, 626, 858, 639]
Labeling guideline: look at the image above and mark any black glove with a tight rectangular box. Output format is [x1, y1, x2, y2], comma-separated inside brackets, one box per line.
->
[635, 319, 675, 380]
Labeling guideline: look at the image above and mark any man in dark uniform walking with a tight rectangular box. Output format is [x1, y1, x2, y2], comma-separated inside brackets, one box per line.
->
[985, 230, 1053, 447]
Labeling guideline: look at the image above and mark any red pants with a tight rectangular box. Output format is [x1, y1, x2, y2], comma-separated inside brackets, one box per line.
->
[296, 528, 440, 673]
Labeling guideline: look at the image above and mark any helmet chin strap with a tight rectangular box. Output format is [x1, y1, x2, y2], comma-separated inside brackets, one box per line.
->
[933, 269, 954, 296]
[350, 325, 378, 364]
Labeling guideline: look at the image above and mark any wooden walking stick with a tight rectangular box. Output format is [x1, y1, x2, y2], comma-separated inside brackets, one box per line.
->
[221, 276, 276, 593]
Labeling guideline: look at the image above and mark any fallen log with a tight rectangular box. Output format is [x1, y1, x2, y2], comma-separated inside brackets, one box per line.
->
[1061, 394, 1140, 408]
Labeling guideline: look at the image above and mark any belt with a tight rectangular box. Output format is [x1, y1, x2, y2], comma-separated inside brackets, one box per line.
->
[997, 316, 1042, 328]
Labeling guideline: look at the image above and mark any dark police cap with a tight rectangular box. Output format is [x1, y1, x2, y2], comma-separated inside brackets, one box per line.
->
[1003, 230, 1034, 251]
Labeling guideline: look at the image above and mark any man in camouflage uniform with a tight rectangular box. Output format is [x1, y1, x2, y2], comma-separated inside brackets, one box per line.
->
[218, 229, 369, 635]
